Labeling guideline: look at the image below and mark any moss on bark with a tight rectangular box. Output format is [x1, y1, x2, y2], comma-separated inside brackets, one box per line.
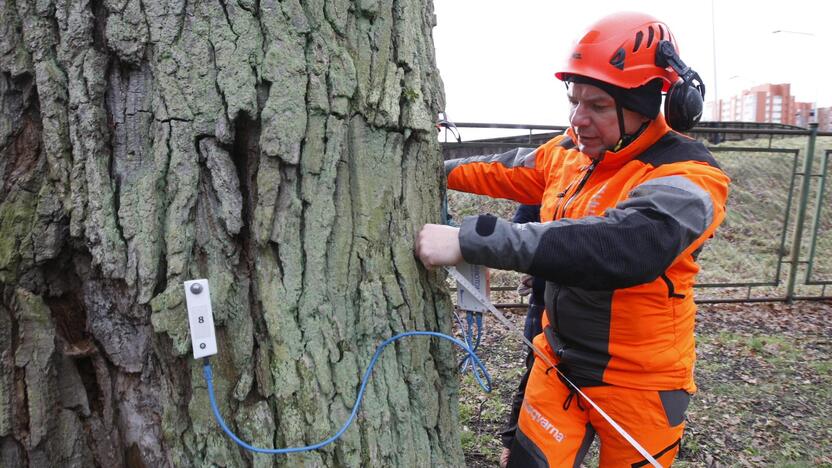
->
[1, 1, 459, 466]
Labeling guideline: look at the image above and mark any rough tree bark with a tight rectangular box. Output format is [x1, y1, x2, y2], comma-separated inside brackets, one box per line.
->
[0, 0, 461, 466]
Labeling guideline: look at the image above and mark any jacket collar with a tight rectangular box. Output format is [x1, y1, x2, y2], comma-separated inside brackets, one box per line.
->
[567, 115, 672, 169]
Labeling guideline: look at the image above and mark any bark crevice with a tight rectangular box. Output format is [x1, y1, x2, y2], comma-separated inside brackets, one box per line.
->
[2, 0, 457, 465]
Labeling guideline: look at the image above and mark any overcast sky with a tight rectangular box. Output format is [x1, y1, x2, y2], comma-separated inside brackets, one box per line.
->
[433, 0, 830, 133]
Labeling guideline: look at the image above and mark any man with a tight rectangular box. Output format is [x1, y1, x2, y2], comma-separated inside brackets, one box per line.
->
[416, 12, 730, 467]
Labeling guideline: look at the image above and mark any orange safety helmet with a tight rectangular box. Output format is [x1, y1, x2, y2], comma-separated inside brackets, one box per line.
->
[556, 12, 680, 91]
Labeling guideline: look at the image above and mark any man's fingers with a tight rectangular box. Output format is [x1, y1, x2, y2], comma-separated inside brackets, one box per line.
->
[500, 448, 511, 468]
[414, 223, 461, 269]
[414, 225, 434, 269]
[414, 230, 422, 257]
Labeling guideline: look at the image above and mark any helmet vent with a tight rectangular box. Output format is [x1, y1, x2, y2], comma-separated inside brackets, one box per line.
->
[646, 26, 655, 48]
[633, 31, 644, 52]
[609, 47, 625, 70]
[658, 25, 665, 41]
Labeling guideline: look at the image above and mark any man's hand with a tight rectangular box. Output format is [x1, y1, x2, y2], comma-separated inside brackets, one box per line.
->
[414, 224, 462, 269]
[500, 447, 511, 468]
[517, 274, 534, 297]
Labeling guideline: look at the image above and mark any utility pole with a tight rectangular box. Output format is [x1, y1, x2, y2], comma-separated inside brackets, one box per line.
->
[711, 0, 719, 121]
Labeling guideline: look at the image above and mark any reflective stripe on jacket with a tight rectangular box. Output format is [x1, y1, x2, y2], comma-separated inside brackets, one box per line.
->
[445, 116, 730, 392]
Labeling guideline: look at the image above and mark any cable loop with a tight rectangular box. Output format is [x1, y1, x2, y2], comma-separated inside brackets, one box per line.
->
[203, 331, 491, 454]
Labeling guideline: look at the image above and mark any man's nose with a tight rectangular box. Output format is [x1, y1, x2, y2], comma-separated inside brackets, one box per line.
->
[570, 104, 590, 127]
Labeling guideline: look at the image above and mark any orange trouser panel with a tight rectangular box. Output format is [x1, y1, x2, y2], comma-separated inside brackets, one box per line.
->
[512, 356, 685, 467]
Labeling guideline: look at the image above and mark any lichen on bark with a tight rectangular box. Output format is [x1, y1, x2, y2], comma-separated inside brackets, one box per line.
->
[1, 0, 460, 466]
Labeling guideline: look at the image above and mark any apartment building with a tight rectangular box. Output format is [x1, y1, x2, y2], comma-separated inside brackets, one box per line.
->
[712, 83, 820, 128]
[817, 107, 832, 132]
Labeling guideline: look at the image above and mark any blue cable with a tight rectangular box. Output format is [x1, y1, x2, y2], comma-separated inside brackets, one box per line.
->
[204, 330, 492, 454]
[441, 198, 487, 385]
[458, 312, 483, 373]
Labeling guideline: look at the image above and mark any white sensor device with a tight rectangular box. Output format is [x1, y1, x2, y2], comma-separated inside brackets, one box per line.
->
[455, 261, 490, 312]
[183, 279, 217, 359]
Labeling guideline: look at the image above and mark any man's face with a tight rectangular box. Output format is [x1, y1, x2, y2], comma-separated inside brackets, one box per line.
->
[567, 83, 649, 158]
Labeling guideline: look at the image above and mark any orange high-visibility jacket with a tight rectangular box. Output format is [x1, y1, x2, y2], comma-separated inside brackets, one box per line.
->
[446, 116, 729, 392]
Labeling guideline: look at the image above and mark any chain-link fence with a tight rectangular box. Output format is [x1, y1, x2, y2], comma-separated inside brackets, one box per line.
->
[441, 122, 832, 304]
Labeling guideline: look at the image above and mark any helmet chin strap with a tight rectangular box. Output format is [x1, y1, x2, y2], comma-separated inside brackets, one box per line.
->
[610, 103, 649, 152]
[611, 103, 628, 152]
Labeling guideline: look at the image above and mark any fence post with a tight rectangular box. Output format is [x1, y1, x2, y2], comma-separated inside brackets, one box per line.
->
[785, 123, 819, 302]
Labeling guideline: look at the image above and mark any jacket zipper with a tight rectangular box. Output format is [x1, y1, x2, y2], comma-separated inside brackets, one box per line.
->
[549, 159, 600, 348]
[556, 159, 599, 219]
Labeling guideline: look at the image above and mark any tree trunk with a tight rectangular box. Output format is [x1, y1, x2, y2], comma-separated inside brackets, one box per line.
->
[0, 0, 460, 466]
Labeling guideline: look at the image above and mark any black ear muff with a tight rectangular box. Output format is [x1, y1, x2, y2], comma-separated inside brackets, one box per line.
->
[665, 79, 704, 131]
[656, 41, 705, 132]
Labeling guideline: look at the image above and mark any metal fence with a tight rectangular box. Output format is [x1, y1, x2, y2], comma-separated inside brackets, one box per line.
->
[441, 121, 832, 304]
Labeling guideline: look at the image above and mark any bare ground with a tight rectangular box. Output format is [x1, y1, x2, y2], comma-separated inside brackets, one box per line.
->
[456, 300, 832, 467]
